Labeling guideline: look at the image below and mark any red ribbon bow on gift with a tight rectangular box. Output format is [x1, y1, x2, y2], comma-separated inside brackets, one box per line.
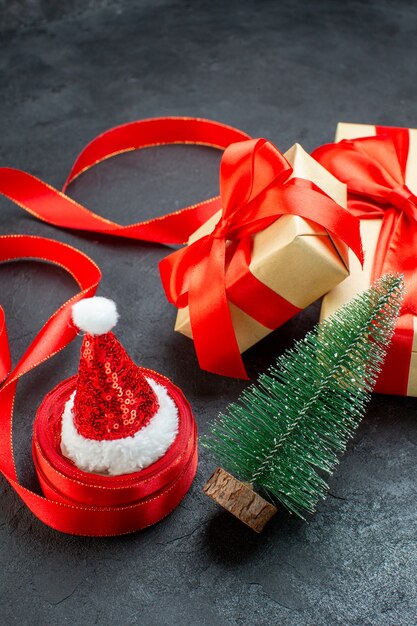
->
[313, 127, 417, 315]
[160, 138, 363, 379]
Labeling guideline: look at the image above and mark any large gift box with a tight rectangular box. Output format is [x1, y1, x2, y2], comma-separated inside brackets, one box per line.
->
[317, 122, 417, 396]
[160, 138, 362, 379]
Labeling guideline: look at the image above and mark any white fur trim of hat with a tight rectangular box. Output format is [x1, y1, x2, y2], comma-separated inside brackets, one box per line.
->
[60, 378, 179, 476]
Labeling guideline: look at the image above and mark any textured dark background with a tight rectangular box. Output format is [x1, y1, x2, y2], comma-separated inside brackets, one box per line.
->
[0, 1, 416, 625]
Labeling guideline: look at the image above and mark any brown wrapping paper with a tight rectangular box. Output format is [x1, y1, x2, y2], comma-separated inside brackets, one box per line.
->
[320, 122, 417, 396]
[175, 143, 350, 354]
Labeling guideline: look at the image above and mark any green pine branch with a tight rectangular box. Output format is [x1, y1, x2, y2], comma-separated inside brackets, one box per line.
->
[202, 274, 404, 519]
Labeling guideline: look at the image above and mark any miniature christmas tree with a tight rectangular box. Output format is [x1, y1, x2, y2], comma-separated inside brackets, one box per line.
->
[202, 274, 404, 532]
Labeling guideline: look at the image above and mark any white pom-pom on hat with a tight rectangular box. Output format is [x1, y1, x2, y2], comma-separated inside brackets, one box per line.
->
[72, 297, 119, 335]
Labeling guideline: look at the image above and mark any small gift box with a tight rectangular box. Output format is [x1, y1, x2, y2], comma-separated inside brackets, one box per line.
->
[160, 138, 362, 379]
[316, 122, 417, 396]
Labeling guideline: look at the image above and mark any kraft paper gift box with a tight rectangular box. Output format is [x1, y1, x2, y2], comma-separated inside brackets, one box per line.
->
[320, 122, 417, 396]
[174, 143, 351, 356]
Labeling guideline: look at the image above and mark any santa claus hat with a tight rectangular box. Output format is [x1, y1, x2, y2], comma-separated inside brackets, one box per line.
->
[60, 297, 179, 476]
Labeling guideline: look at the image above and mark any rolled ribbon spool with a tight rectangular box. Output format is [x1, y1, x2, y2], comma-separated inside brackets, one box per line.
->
[31, 293, 198, 536]
[33, 371, 197, 535]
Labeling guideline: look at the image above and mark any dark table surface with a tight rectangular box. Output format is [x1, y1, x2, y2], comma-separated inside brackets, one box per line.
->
[0, 1, 416, 625]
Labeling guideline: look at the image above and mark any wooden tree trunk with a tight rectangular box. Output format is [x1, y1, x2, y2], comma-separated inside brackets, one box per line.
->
[203, 467, 277, 533]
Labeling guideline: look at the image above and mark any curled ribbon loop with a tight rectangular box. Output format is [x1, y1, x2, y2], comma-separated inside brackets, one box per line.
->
[0, 117, 250, 244]
[0, 237, 197, 535]
[312, 127, 417, 315]
[0, 117, 362, 379]
[0, 236, 99, 532]
[160, 138, 363, 379]
[0, 118, 249, 533]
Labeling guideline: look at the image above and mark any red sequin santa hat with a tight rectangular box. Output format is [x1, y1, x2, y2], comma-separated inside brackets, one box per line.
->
[60, 297, 179, 476]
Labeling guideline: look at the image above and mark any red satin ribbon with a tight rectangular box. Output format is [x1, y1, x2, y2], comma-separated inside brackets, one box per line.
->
[374, 314, 414, 395]
[312, 126, 417, 395]
[0, 117, 363, 379]
[160, 138, 364, 378]
[0, 236, 196, 534]
[0, 117, 249, 243]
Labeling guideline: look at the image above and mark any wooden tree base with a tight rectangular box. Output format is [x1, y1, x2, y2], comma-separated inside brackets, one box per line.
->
[203, 467, 277, 533]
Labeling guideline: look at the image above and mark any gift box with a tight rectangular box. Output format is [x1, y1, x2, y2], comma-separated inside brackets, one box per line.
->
[317, 122, 417, 396]
[160, 138, 362, 379]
